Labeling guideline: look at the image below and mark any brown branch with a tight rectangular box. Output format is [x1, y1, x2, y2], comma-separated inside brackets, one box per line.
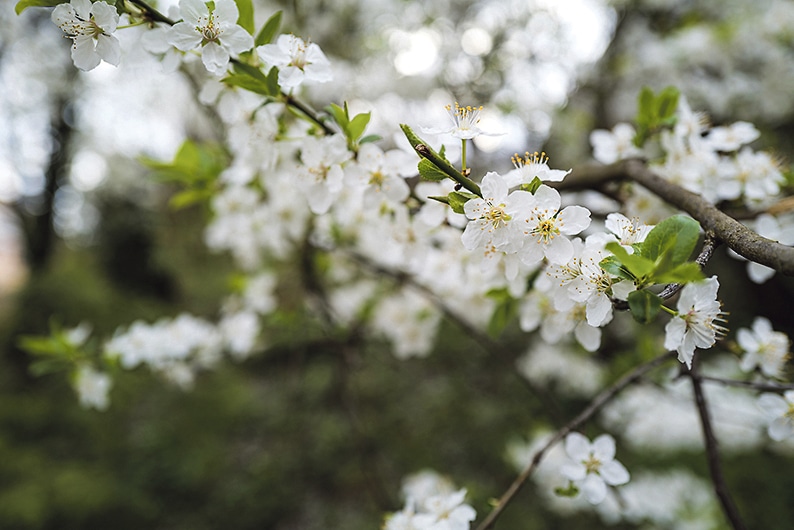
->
[561, 159, 794, 276]
[687, 364, 748, 530]
[474, 351, 676, 530]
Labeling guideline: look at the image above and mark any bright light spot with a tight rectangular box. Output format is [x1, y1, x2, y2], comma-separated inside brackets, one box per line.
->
[392, 29, 440, 76]
[536, 0, 615, 63]
[461, 27, 493, 56]
[473, 112, 527, 154]
[70, 150, 107, 192]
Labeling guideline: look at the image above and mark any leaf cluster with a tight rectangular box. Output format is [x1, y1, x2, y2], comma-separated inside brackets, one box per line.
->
[633, 86, 680, 147]
[599, 215, 704, 323]
[326, 102, 378, 151]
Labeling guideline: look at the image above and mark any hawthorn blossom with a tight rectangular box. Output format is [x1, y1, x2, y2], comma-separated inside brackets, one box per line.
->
[504, 151, 571, 187]
[560, 432, 630, 504]
[169, 0, 254, 76]
[737, 317, 790, 379]
[589, 123, 642, 164]
[518, 184, 591, 266]
[663, 276, 726, 368]
[461, 172, 533, 255]
[758, 390, 794, 441]
[257, 34, 332, 89]
[412, 489, 477, 530]
[73, 365, 112, 410]
[51, 0, 120, 71]
[604, 212, 653, 250]
[423, 102, 500, 139]
[296, 134, 352, 214]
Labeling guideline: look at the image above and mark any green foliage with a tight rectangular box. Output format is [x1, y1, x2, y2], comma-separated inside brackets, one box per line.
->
[223, 62, 278, 97]
[326, 102, 375, 150]
[14, 0, 64, 15]
[233, 0, 255, 34]
[255, 10, 282, 46]
[600, 215, 704, 323]
[18, 321, 88, 377]
[418, 158, 449, 182]
[446, 191, 478, 214]
[486, 288, 519, 338]
[141, 140, 229, 209]
[554, 481, 580, 498]
[519, 176, 544, 194]
[633, 86, 680, 146]
[627, 289, 663, 324]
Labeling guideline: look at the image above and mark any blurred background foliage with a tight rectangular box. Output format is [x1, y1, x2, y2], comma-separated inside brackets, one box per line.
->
[2, 0, 794, 528]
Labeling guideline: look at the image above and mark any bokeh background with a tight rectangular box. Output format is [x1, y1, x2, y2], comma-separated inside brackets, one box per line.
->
[2, 0, 794, 528]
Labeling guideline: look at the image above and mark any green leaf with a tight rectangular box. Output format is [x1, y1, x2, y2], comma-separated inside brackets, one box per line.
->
[446, 191, 478, 215]
[327, 103, 349, 129]
[169, 189, 215, 210]
[265, 66, 280, 96]
[233, 0, 255, 34]
[605, 242, 656, 281]
[428, 195, 450, 205]
[657, 86, 680, 121]
[640, 215, 700, 264]
[15, 0, 63, 14]
[347, 112, 371, 142]
[255, 10, 282, 46]
[599, 255, 636, 282]
[222, 73, 271, 95]
[653, 261, 704, 284]
[519, 176, 543, 194]
[627, 289, 662, 324]
[418, 159, 449, 182]
[359, 134, 382, 145]
[486, 289, 518, 338]
[554, 482, 580, 498]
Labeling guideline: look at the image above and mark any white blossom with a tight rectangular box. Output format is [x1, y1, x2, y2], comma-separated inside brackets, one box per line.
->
[738, 317, 790, 379]
[758, 391, 794, 441]
[663, 276, 726, 368]
[257, 34, 332, 89]
[560, 432, 630, 505]
[73, 365, 112, 411]
[169, 0, 254, 76]
[52, 0, 120, 71]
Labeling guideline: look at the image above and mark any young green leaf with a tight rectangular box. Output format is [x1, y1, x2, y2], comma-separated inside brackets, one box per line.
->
[446, 191, 478, 215]
[627, 289, 662, 324]
[417, 159, 449, 182]
[233, 0, 255, 34]
[640, 215, 700, 264]
[605, 242, 656, 283]
[652, 261, 704, 284]
[255, 10, 282, 46]
[347, 112, 371, 142]
[15, 0, 63, 15]
[599, 255, 637, 282]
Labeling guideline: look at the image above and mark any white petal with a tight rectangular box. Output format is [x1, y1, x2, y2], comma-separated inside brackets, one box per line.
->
[95, 34, 120, 66]
[591, 434, 616, 461]
[561, 463, 587, 481]
[278, 66, 305, 89]
[91, 1, 119, 32]
[481, 172, 507, 201]
[201, 41, 230, 76]
[169, 22, 203, 51]
[544, 235, 574, 265]
[600, 460, 630, 486]
[769, 417, 794, 441]
[532, 184, 561, 212]
[221, 25, 254, 55]
[213, 0, 239, 25]
[558, 205, 591, 234]
[71, 0, 93, 19]
[71, 36, 101, 71]
[564, 432, 591, 460]
[178, 0, 207, 25]
[581, 474, 607, 504]
[257, 43, 288, 66]
[575, 322, 601, 352]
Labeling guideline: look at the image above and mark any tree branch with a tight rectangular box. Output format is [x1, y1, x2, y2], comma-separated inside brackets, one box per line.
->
[687, 364, 748, 530]
[561, 159, 794, 276]
[475, 351, 676, 530]
[698, 375, 794, 393]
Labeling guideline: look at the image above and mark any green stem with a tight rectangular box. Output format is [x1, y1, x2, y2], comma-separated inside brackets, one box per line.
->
[461, 138, 467, 172]
[400, 124, 482, 197]
[660, 305, 677, 316]
[127, 0, 177, 25]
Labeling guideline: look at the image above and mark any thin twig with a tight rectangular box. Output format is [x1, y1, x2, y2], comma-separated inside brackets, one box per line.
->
[687, 364, 748, 530]
[698, 375, 794, 394]
[474, 351, 676, 530]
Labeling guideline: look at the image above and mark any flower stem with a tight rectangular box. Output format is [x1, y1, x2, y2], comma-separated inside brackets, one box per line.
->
[461, 139, 468, 172]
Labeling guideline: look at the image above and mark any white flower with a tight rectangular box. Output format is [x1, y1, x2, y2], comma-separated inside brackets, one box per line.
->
[663, 276, 726, 369]
[590, 123, 642, 164]
[704, 121, 760, 152]
[412, 489, 477, 530]
[758, 391, 794, 441]
[169, 0, 254, 76]
[297, 134, 352, 215]
[738, 317, 790, 379]
[422, 102, 501, 140]
[518, 185, 591, 266]
[560, 432, 630, 505]
[461, 172, 533, 255]
[604, 212, 653, 249]
[73, 365, 112, 411]
[347, 143, 413, 206]
[52, 0, 120, 71]
[503, 151, 571, 187]
[567, 246, 617, 327]
[257, 34, 332, 89]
